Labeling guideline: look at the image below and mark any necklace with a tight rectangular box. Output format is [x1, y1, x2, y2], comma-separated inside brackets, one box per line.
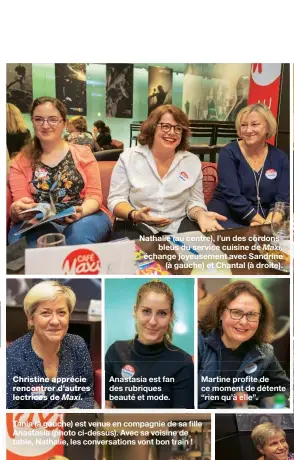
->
[242, 143, 268, 218]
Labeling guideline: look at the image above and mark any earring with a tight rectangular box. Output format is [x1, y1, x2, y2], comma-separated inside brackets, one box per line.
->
[219, 319, 223, 335]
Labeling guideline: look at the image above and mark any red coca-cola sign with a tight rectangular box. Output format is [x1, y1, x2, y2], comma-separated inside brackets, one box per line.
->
[62, 248, 101, 275]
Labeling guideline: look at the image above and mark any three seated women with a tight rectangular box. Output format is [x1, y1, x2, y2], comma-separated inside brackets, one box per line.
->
[7, 99, 289, 245]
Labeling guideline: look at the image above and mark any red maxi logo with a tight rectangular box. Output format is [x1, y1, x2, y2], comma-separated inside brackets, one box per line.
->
[62, 248, 101, 275]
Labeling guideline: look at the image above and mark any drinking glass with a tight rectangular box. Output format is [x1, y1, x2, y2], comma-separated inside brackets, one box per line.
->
[37, 233, 65, 248]
[271, 202, 290, 240]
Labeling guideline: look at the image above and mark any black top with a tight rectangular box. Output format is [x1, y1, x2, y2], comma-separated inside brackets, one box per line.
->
[31, 150, 84, 211]
[105, 338, 194, 409]
[7, 129, 31, 156]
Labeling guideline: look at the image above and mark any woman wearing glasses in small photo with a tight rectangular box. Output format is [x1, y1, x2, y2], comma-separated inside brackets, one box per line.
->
[8, 96, 112, 247]
[108, 104, 227, 239]
[198, 280, 290, 409]
[208, 103, 289, 228]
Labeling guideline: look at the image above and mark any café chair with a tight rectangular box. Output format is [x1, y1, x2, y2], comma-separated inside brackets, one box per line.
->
[213, 122, 238, 147]
[94, 149, 123, 161]
[111, 139, 124, 149]
[189, 123, 216, 146]
[202, 162, 218, 204]
[188, 145, 220, 163]
[129, 122, 142, 147]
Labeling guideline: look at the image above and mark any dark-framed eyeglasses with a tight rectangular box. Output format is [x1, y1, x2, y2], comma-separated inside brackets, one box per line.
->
[225, 307, 261, 322]
[157, 123, 183, 135]
[32, 116, 63, 127]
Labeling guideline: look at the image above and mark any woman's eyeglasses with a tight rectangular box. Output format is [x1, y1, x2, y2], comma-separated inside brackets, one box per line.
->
[33, 116, 63, 127]
[225, 307, 261, 322]
[157, 123, 183, 135]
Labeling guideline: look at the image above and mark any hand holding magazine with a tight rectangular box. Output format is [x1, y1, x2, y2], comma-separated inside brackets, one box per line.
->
[14, 192, 76, 236]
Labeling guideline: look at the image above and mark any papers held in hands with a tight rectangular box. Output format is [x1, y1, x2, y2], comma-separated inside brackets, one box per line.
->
[14, 192, 76, 236]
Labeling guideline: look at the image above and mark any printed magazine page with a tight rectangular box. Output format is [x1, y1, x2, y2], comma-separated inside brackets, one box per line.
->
[4, 57, 292, 460]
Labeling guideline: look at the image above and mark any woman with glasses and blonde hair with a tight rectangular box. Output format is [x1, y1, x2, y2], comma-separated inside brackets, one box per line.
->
[105, 280, 194, 409]
[6, 103, 31, 157]
[198, 280, 289, 409]
[108, 104, 226, 239]
[208, 102, 289, 228]
[251, 422, 294, 460]
[7, 280, 94, 409]
[8, 96, 112, 247]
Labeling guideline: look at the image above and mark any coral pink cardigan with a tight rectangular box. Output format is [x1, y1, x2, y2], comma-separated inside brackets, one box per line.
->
[9, 144, 110, 217]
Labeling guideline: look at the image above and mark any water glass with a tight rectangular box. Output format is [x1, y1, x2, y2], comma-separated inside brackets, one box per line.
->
[271, 202, 290, 240]
[37, 233, 65, 248]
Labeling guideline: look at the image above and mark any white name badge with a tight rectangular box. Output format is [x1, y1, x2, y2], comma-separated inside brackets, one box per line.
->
[265, 169, 277, 180]
[244, 363, 257, 374]
[25, 240, 136, 275]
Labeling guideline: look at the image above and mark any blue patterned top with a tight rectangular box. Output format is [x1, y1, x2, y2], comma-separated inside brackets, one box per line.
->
[7, 332, 94, 409]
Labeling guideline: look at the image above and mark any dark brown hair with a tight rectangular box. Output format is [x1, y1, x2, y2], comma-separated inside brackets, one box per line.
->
[135, 280, 174, 342]
[138, 104, 190, 152]
[199, 281, 275, 343]
[22, 96, 67, 166]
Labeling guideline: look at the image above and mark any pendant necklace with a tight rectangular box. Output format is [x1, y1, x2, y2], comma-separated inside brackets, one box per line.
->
[243, 144, 268, 218]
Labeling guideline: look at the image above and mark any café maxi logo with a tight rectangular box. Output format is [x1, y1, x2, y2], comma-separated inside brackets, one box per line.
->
[62, 248, 101, 275]
[7, 413, 63, 457]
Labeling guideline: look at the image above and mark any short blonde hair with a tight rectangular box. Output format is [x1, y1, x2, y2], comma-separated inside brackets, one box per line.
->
[24, 280, 76, 318]
[235, 102, 277, 139]
[251, 422, 286, 449]
[47, 456, 71, 460]
[68, 116, 87, 132]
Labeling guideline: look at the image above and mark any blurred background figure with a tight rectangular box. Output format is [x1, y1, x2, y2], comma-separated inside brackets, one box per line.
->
[6, 103, 31, 157]
[198, 279, 214, 321]
[93, 120, 116, 151]
[226, 75, 249, 121]
[66, 116, 95, 151]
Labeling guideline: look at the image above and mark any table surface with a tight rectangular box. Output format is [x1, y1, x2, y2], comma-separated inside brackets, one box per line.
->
[136, 225, 290, 276]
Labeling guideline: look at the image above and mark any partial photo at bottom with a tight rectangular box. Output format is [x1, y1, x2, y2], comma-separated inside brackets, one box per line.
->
[6, 412, 211, 460]
[215, 413, 294, 460]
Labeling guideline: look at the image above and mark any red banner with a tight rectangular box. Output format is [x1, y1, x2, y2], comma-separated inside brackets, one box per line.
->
[248, 63, 282, 144]
[7, 413, 64, 460]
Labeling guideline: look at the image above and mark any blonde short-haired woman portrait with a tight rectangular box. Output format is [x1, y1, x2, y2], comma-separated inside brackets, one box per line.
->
[251, 422, 294, 460]
[7, 280, 94, 409]
[208, 103, 289, 228]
